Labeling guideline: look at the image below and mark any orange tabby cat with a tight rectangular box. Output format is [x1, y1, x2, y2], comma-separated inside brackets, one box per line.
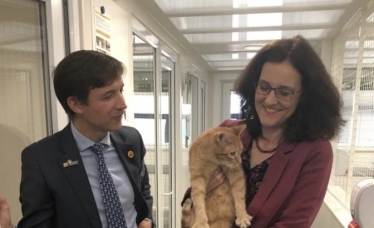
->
[181, 124, 252, 228]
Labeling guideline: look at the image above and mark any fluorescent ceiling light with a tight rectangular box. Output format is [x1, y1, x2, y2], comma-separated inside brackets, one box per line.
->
[244, 45, 263, 51]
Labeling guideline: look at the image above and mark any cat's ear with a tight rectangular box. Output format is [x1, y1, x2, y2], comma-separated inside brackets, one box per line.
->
[231, 124, 246, 135]
[216, 132, 227, 144]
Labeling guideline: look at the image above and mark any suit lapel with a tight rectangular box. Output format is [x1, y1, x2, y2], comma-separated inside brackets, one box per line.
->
[110, 131, 149, 221]
[246, 138, 297, 218]
[57, 125, 102, 228]
[110, 132, 140, 188]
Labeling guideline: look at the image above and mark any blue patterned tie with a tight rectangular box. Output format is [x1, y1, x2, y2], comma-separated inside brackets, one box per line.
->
[91, 143, 127, 228]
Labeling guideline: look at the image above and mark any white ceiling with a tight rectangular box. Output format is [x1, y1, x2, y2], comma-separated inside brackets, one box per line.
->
[151, 0, 372, 72]
[1, 0, 372, 73]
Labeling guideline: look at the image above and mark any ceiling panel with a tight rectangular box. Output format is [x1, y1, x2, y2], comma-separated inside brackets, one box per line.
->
[203, 53, 256, 61]
[154, 0, 234, 11]
[151, 0, 368, 72]
[170, 10, 344, 30]
[184, 29, 328, 44]
[216, 66, 247, 71]
[208, 60, 249, 67]
[155, 0, 353, 11]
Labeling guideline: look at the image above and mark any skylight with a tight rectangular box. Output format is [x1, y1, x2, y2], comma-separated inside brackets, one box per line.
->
[232, 0, 283, 59]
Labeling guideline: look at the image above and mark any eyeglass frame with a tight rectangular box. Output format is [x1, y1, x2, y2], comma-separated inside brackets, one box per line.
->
[253, 82, 302, 101]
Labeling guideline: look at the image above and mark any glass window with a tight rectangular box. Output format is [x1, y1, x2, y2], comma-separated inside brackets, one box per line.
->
[0, 0, 52, 222]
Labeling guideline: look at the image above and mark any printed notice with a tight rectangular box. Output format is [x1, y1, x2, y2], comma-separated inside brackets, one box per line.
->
[94, 9, 111, 55]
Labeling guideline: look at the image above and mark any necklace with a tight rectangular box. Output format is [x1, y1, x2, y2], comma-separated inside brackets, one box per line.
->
[254, 138, 278, 153]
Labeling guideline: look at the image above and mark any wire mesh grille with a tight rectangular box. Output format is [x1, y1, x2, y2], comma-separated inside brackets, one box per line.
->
[330, 4, 374, 208]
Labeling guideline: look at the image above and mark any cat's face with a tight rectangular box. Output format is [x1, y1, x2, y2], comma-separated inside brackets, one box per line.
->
[214, 130, 244, 168]
[189, 125, 246, 169]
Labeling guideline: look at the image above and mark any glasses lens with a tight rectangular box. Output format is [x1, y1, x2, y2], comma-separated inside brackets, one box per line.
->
[256, 83, 270, 95]
[275, 88, 293, 100]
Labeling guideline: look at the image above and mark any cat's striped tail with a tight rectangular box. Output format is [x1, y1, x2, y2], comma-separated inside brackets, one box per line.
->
[181, 198, 193, 228]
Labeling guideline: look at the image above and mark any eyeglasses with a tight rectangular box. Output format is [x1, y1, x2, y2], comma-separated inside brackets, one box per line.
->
[254, 82, 302, 101]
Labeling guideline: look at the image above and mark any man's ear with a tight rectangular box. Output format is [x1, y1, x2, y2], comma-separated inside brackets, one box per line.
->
[67, 96, 84, 114]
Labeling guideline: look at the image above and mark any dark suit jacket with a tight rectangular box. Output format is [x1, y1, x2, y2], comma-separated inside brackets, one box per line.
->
[222, 119, 333, 228]
[17, 124, 153, 228]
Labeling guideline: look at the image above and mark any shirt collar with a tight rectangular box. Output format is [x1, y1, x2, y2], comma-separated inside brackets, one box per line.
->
[70, 121, 111, 152]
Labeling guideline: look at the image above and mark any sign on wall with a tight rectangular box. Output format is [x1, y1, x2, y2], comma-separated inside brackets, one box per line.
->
[94, 8, 112, 55]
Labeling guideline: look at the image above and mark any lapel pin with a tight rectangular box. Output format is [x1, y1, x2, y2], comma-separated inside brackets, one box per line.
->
[127, 150, 134, 158]
[63, 159, 79, 168]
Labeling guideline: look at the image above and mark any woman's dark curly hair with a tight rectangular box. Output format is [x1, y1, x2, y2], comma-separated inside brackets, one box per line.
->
[234, 35, 345, 142]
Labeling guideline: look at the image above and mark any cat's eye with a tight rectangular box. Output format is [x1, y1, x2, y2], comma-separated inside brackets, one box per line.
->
[230, 151, 236, 156]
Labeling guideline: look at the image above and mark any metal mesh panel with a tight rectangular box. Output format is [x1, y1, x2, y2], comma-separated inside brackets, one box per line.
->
[330, 3, 374, 208]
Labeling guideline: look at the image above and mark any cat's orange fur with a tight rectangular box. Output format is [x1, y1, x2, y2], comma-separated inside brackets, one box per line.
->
[181, 124, 252, 228]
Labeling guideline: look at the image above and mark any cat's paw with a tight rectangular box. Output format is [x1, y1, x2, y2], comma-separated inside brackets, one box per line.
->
[192, 221, 210, 228]
[235, 214, 252, 228]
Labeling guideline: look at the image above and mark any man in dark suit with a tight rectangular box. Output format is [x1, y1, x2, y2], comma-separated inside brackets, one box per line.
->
[0, 50, 153, 228]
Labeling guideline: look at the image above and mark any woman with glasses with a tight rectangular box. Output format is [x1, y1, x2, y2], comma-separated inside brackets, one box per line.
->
[182, 35, 345, 228]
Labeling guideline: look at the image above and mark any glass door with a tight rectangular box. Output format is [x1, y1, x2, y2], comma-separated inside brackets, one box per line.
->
[132, 26, 177, 226]
[179, 71, 200, 215]
[132, 33, 158, 222]
[190, 74, 199, 141]
[181, 72, 199, 147]
[0, 0, 54, 222]
[199, 81, 206, 133]
[159, 54, 174, 227]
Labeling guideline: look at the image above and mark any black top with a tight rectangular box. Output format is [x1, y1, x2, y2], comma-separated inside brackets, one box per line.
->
[242, 147, 273, 205]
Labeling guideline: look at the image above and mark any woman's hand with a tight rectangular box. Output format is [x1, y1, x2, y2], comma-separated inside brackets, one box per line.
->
[206, 167, 226, 193]
[0, 193, 13, 228]
[138, 219, 152, 228]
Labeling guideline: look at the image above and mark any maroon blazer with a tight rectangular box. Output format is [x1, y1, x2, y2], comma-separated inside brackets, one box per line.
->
[222, 119, 333, 228]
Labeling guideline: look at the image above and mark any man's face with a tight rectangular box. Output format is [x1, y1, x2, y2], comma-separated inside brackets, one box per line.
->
[72, 78, 126, 141]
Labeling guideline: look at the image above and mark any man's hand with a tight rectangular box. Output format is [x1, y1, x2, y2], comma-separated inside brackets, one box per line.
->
[138, 219, 152, 228]
[0, 193, 13, 228]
